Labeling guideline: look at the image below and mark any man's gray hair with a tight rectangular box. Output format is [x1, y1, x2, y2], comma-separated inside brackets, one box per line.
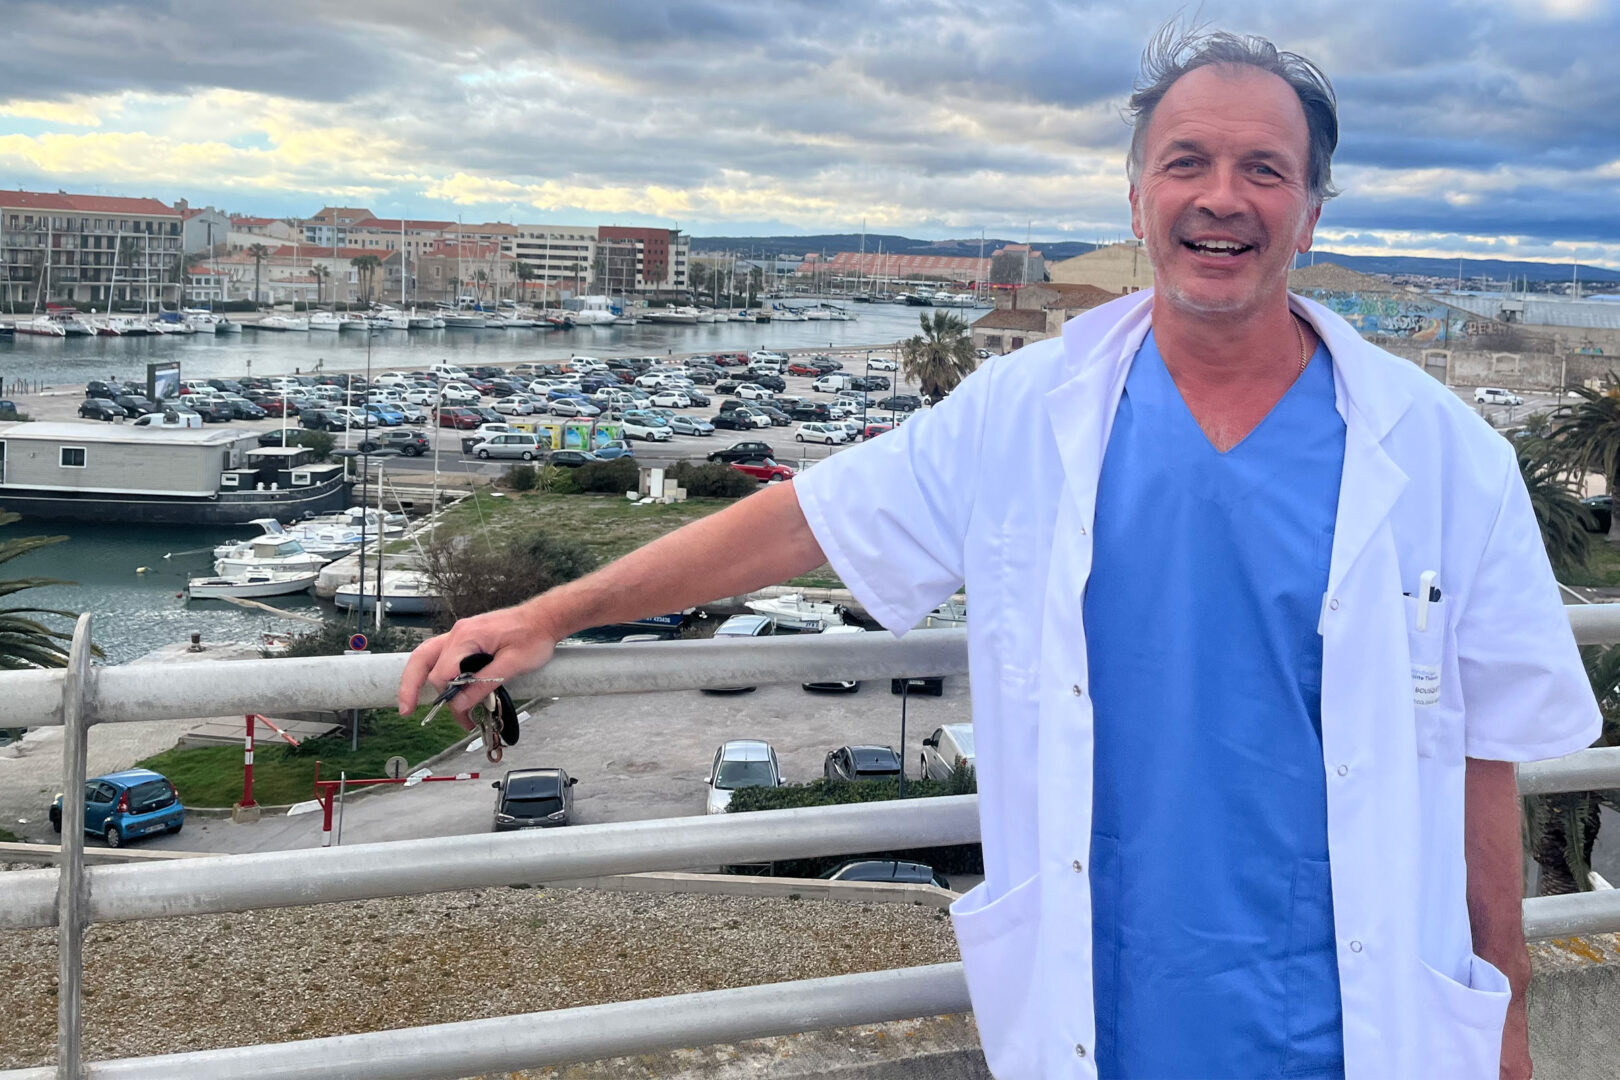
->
[1125, 24, 1341, 206]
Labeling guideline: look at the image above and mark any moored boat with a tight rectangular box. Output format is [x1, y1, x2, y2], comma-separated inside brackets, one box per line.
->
[187, 569, 320, 599]
[745, 593, 847, 631]
[333, 569, 441, 615]
[213, 535, 331, 576]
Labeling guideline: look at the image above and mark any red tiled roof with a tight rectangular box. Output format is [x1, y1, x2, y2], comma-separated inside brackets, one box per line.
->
[352, 217, 455, 232]
[421, 241, 511, 260]
[230, 215, 276, 227]
[821, 251, 991, 277]
[0, 189, 178, 216]
[972, 308, 1047, 332]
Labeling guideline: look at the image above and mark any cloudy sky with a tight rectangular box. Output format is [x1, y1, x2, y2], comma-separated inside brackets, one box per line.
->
[0, 0, 1616, 264]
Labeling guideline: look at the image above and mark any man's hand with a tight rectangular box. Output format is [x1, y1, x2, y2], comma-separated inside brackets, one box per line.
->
[399, 599, 558, 729]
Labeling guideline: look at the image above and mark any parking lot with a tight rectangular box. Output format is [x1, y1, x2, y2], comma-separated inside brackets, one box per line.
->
[16, 349, 930, 480]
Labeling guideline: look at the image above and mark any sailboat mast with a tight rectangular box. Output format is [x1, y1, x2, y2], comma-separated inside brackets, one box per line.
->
[400, 215, 406, 306]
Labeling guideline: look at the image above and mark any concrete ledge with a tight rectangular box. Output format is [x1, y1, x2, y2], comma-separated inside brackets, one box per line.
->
[0, 841, 214, 865]
[548, 871, 958, 909]
[1529, 932, 1620, 1079]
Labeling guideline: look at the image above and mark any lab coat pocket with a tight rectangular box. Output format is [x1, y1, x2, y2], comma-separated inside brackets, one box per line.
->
[1416, 954, 1511, 1075]
[952, 872, 1043, 1079]
[1403, 593, 1453, 758]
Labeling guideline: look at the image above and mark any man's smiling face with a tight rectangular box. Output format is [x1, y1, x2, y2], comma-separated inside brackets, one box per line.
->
[1130, 63, 1321, 320]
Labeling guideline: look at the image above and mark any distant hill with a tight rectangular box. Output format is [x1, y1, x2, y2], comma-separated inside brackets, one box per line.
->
[690, 233, 1100, 262]
[1303, 251, 1620, 284]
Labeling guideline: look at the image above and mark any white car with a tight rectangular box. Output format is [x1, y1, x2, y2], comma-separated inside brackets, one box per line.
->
[329, 405, 375, 429]
[374, 372, 412, 388]
[868, 358, 897, 372]
[1474, 386, 1524, 406]
[796, 422, 848, 445]
[919, 724, 976, 781]
[439, 383, 481, 405]
[648, 390, 691, 408]
[622, 415, 674, 441]
[736, 384, 773, 401]
[749, 349, 787, 362]
[668, 415, 714, 436]
[403, 387, 438, 406]
[492, 396, 535, 416]
[549, 398, 601, 418]
[398, 404, 430, 424]
[705, 739, 783, 815]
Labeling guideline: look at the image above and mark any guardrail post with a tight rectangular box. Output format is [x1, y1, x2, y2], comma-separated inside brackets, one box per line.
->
[54, 613, 93, 1080]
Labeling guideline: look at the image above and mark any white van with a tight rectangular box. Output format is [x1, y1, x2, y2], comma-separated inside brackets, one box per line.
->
[133, 409, 203, 429]
[813, 374, 853, 393]
[1474, 386, 1523, 406]
[430, 363, 470, 381]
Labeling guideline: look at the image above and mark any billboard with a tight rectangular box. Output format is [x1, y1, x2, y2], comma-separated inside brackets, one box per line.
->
[147, 362, 181, 401]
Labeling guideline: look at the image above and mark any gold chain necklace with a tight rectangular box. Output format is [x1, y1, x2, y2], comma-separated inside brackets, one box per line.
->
[1291, 313, 1310, 373]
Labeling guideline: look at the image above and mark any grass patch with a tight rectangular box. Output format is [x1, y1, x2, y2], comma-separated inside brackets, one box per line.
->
[134, 706, 464, 808]
[0, 826, 20, 844]
[435, 490, 846, 590]
[1561, 537, 1620, 588]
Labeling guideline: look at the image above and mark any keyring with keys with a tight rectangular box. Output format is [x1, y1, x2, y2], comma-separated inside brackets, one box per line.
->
[420, 652, 520, 763]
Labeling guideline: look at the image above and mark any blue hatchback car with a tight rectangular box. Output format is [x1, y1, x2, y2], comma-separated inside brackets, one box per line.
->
[50, 768, 185, 847]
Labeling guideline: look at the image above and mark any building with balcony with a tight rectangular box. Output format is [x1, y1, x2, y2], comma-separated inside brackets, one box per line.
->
[597, 226, 688, 294]
[177, 204, 231, 256]
[0, 190, 183, 310]
[301, 206, 374, 249]
[506, 224, 598, 302]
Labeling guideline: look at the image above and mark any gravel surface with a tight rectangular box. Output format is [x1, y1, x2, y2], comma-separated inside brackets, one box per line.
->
[1, 872, 961, 1072]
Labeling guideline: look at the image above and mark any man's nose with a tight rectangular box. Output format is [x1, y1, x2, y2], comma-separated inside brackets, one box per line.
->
[1192, 164, 1246, 220]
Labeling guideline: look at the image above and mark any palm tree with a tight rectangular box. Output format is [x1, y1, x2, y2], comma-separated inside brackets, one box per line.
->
[516, 260, 535, 304]
[1526, 643, 1620, 894]
[0, 512, 80, 669]
[247, 243, 270, 309]
[310, 264, 329, 307]
[900, 310, 978, 401]
[1551, 379, 1620, 541]
[1518, 439, 1594, 576]
[350, 255, 380, 304]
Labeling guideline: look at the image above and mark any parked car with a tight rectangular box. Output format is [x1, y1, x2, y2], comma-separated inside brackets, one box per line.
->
[787, 362, 821, 376]
[730, 458, 795, 483]
[192, 399, 236, 423]
[756, 405, 793, 426]
[364, 403, 405, 426]
[1581, 494, 1612, 533]
[648, 390, 691, 409]
[824, 744, 902, 782]
[795, 422, 847, 445]
[398, 404, 430, 425]
[683, 389, 712, 407]
[329, 405, 375, 429]
[491, 768, 577, 830]
[701, 614, 776, 694]
[704, 739, 783, 813]
[374, 429, 431, 456]
[667, 415, 714, 437]
[78, 397, 125, 421]
[802, 624, 869, 692]
[472, 432, 545, 460]
[818, 859, 950, 891]
[439, 383, 482, 405]
[549, 398, 602, 418]
[1474, 386, 1524, 406]
[85, 380, 121, 400]
[49, 768, 184, 847]
[753, 374, 787, 393]
[300, 408, 347, 432]
[113, 394, 160, 417]
[868, 357, 898, 371]
[224, 396, 268, 420]
[622, 413, 674, 441]
[919, 724, 976, 781]
[736, 383, 773, 401]
[492, 396, 535, 416]
[850, 375, 890, 392]
[876, 394, 924, 412]
[547, 449, 601, 468]
[707, 441, 776, 464]
[592, 439, 635, 461]
[438, 407, 482, 429]
[257, 428, 304, 447]
[862, 422, 894, 439]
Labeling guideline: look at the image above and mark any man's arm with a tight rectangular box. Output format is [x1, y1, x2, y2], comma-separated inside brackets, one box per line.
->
[1465, 756, 1532, 1080]
[398, 480, 826, 721]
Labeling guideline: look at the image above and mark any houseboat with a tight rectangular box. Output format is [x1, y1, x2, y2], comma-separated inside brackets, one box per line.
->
[0, 422, 351, 524]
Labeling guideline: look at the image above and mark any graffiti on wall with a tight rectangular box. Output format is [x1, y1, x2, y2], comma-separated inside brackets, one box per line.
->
[1299, 290, 1471, 343]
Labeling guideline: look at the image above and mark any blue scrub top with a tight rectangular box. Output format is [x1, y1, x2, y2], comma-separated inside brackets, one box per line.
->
[1084, 330, 1346, 1079]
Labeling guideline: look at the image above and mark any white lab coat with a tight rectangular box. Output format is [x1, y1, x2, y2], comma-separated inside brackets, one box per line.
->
[793, 290, 1600, 1080]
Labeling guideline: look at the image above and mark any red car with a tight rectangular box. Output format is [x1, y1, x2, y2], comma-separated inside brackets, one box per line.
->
[729, 458, 795, 483]
[787, 362, 820, 377]
[862, 423, 894, 439]
[715, 352, 749, 367]
[258, 397, 294, 418]
[437, 407, 481, 429]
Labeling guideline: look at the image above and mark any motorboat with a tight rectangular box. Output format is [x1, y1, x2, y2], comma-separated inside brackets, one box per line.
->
[213, 535, 330, 575]
[369, 307, 411, 330]
[925, 599, 967, 628]
[771, 306, 808, 323]
[333, 570, 441, 615]
[181, 310, 226, 334]
[645, 306, 700, 325]
[213, 316, 242, 334]
[745, 593, 847, 632]
[407, 309, 444, 329]
[213, 518, 363, 561]
[502, 314, 538, 328]
[301, 506, 407, 536]
[443, 311, 487, 328]
[257, 314, 311, 331]
[308, 311, 344, 331]
[187, 569, 320, 599]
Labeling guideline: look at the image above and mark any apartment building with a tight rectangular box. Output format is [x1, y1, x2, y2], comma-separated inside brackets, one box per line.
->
[504, 224, 598, 299]
[0, 190, 184, 310]
[596, 226, 688, 293]
[301, 207, 374, 249]
[415, 241, 515, 303]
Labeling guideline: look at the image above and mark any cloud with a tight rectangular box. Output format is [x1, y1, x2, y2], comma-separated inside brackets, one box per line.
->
[0, 0, 1613, 265]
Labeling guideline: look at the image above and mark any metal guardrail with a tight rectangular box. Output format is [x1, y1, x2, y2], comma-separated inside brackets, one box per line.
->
[3, 606, 1620, 1079]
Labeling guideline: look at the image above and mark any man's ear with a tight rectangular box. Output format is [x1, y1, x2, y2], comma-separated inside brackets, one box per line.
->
[1129, 185, 1144, 240]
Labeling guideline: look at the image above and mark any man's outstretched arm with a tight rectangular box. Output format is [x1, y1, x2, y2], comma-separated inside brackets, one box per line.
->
[398, 480, 826, 722]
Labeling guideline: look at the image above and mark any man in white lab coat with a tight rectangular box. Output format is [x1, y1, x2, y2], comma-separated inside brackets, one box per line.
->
[401, 27, 1599, 1080]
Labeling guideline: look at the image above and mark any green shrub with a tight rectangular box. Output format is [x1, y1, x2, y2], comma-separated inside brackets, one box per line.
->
[725, 771, 982, 877]
[275, 620, 415, 659]
[502, 463, 539, 491]
[669, 461, 755, 498]
[290, 429, 334, 462]
[0, 409, 28, 422]
[548, 469, 580, 495]
[573, 456, 639, 494]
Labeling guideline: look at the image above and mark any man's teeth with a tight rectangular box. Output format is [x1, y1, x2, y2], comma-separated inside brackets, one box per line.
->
[1186, 240, 1251, 255]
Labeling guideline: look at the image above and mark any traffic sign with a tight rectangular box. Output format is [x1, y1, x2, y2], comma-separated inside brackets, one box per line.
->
[348, 633, 368, 652]
[383, 755, 409, 780]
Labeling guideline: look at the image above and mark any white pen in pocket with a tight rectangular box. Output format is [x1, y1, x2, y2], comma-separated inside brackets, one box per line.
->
[1416, 569, 1438, 632]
